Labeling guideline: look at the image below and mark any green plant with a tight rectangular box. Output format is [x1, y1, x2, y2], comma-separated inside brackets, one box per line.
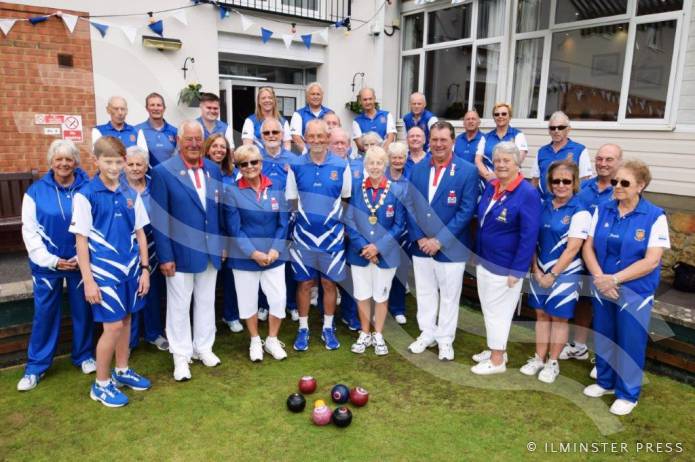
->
[345, 99, 380, 114]
[178, 83, 202, 107]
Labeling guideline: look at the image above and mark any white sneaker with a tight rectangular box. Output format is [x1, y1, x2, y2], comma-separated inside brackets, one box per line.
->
[257, 308, 269, 322]
[372, 333, 388, 356]
[17, 374, 39, 391]
[149, 335, 169, 351]
[227, 320, 244, 333]
[590, 366, 597, 380]
[438, 342, 454, 361]
[351, 332, 372, 354]
[290, 309, 299, 322]
[472, 350, 508, 363]
[538, 360, 560, 383]
[471, 359, 506, 375]
[519, 354, 545, 376]
[610, 399, 638, 416]
[173, 355, 192, 382]
[583, 384, 614, 398]
[80, 358, 97, 374]
[249, 338, 264, 362]
[408, 335, 436, 354]
[558, 342, 589, 360]
[394, 314, 407, 325]
[193, 351, 221, 367]
[264, 337, 287, 360]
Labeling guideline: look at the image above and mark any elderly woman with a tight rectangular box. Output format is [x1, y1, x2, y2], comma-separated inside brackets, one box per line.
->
[122, 146, 169, 352]
[471, 141, 541, 375]
[582, 160, 670, 416]
[521, 160, 591, 383]
[344, 146, 406, 355]
[475, 103, 529, 184]
[224, 145, 289, 362]
[204, 134, 243, 334]
[17, 140, 95, 391]
[242, 87, 292, 150]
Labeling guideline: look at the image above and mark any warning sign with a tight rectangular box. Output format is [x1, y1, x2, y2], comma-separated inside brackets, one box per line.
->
[61, 115, 83, 142]
[35, 114, 65, 125]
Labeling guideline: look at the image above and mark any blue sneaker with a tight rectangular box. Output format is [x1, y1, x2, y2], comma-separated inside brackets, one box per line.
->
[90, 381, 129, 407]
[294, 328, 310, 351]
[111, 368, 152, 391]
[321, 327, 340, 350]
[347, 318, 361, 331]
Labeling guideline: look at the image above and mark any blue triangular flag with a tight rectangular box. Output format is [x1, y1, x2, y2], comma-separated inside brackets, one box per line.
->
[301, 33, 312, 49]
[90, 21, 109, 38]
[29, 15, 49, 25]
[148, 19, 164, 37]
[261, 27, 273, 44]
[219, 6, 230, 20]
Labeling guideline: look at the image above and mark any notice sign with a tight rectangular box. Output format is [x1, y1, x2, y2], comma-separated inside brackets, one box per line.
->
[35, 114, 65, 125]
[34, 113, 84, 142]
[61, 115, 83, 142]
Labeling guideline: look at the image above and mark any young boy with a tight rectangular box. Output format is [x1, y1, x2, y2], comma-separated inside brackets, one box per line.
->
[70, 136, 152, 407]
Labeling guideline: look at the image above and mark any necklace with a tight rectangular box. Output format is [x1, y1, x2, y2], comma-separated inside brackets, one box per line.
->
[362, 178, 391, 225]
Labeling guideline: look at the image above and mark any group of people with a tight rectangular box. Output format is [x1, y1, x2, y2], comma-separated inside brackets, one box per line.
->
[17, 83, 669, 417]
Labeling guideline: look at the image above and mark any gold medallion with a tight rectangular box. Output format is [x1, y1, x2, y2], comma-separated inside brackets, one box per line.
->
[368, 215, 378, 225]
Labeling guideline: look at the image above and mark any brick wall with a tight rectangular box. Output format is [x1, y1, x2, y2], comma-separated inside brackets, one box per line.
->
[0, 2, 96, 175]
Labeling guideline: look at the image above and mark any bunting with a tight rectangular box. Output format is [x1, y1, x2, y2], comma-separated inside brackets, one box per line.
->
[0, 18, 17, 36]
[90, 21, 109, 38]
[301, 33, 312, 49]
[148, 19, 164, 37]
[282, 33, 294, 49]
[60, 13, 79, 33]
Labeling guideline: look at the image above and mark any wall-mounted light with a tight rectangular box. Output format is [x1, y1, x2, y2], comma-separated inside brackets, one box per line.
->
[142, 35, 182, 51]
[182, 57, 195, 80]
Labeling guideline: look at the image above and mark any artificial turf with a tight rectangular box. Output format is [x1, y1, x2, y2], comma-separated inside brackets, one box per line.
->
[1, 305, 693, 461]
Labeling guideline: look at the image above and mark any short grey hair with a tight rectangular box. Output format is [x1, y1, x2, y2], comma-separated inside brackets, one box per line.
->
[126, 145, 149, 165]
[178, 119, 204, 137]
[362, 131, 383, 147]
[492, 141, 521, 167]
[364, 146, 389, 166]
[548, 110, 570, 126]
[388, 141, 408, 158]
[305, 82, 323, 95]
[47, 139, 80, 165]
[305, 118, 329, 136]
[260, 117, 282, 132]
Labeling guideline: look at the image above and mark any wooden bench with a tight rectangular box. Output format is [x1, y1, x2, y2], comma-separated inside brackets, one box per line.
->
[0, 171, 40, 251]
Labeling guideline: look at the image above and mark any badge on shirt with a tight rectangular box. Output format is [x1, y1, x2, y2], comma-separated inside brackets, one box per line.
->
[353, 169, 361, 178]
[562, 215, 570, 225]
[271, 197, 279, 211]
[497, 208, 508, 223]
[284, 163, 289, 172]
[634, 229, 646, 241]
[386, 204, 394, 217]
[179, 170, 186, 176]
[447, 190, 457, 205]
[130, 134, 136, 142]
[330, 170, 338, 181]
[450, 163, 456, 176]
[169, 135, 175, 142]
[126, 198, 134, 209]
[379, 116, 386, 124]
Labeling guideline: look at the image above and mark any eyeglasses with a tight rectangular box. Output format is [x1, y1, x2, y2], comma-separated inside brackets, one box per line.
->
[551, 178, 573, 185]
[238, 159, 260, 168]
[610, 178, 631, 188]
[549, 125, 568, 131]
[262, 130, 282, 136]
[493, 112, 508, 117]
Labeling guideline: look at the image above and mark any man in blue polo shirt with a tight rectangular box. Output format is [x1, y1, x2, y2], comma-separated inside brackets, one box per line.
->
[286, 119, 352, 351]
[135, 92, 177, 168]
[531, 111, 592, 199]
[402, 92, 438, 152]
[197, 93, 235, 148]
[352, 87, 397, 153]
[92, 96, 141, 149]
[291, 82, 332, 153]
[453, 110, 483, 165]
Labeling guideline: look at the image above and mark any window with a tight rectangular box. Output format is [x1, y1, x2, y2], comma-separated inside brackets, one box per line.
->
[400, 55, 420, 115]
[219, 61, 316, 85]
[425, 46, 471, 118]
[512, 38, 543, 118]
[427, 5, 472, 44]
[555, 1, 628, 23]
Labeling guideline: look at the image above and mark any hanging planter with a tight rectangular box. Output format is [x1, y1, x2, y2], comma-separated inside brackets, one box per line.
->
[344, 99, 380, 115]
[178, 83, 202, 107]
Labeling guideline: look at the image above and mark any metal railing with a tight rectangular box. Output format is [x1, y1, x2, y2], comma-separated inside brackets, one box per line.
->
[218, 0, 351, 24]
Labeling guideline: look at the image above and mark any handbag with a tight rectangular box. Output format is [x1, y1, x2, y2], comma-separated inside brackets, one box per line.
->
[673, 261, 695, 293]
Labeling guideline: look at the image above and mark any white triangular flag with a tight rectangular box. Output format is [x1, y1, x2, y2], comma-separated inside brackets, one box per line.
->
[240, 14, 254, 32]
[282, 33, 294, 49]
[61, 13, 79, 34]
[0, 19, 17, 36]
[120, 25, 137, 44]
[172, 9, 187, 26]
[318, 27, 328, 43]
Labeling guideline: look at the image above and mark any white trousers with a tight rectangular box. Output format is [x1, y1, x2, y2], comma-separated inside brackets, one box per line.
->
[476, 264, 523, 351]
[351, 263, 397, 303]
[165, 263, 218, 359]
[412, 256, 466, 344]
[233, 265, 286, 320]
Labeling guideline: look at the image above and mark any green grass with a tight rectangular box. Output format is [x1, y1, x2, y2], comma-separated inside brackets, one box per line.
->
[1, 305, 694, 462]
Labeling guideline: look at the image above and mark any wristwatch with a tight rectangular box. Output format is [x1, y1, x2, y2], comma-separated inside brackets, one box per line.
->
[140, 264, 150, 272]
[549, 271, 559, 278]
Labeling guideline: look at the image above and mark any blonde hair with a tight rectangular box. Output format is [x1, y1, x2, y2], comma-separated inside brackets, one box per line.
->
[94, 136, 125, 159]
[234, 144, 262, 165]
[492, 102, 512, 118]
[620, 159, 652, 190]
[254, 87, 281, 121]
[364, 146, 389, 166]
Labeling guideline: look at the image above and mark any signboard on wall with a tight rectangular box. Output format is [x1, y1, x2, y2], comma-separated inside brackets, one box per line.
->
[34, 113, 83, 142]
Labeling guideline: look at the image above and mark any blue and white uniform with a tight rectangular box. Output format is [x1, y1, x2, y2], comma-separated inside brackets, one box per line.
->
[577, 177, 614, 214]
[403, 110, 438, 151]
[135, 119, 178, 167]
[453, 130, 482, 165]
[69, 176, 149, 323]
[475, 127, 528, 191]
[405, 151, 431, 176]
[92, 121, 141, 149]
[528, 196, 591, 319]
[290, 105, 332, 150]
[21, 168, 94, 376]
[241, 114, 291, 149]
[386, 169, 413, 317]
[196, 116, 235, 149]
[352, 110, 397, 150]
[531, 139, 592, 199]
[589, 198, 670, 403]
[285, 152, 352, 282]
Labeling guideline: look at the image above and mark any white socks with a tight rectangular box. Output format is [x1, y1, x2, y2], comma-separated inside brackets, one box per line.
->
[323, 315, 334, 330]
[298, 316, 309, 330]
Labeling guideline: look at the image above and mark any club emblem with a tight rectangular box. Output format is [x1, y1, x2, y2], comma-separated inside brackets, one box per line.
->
[271, 196, 279, 211]
[497, 208, 508, 223]
[130, 134, 136, 142]
[126, 198, 134, 209]
[634, 229, 646, 241]
[386, 204, 394, 217]
[561, 215, 570, 225]
[330, 170, 338, 181]
[447, 190, 457, 205]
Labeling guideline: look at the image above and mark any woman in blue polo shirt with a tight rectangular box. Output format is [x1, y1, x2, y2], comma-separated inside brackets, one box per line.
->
[224, 145, 289, 363]
[582, 160, 670, 416]
[241, 87, 291, 150]
[471, 141, 541, 376]
[344, 146, 406, 356]
[520, 160, 590, 383]
[475, 103, 528, 185]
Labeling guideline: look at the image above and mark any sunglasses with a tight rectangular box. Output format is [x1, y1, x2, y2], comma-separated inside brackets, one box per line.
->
[262, 130, 282, 136]
[551, 178, 573, 185]
[238, 159, 260, 168]
[549, 125, 568, 131]
[610, 178, 631, 188]
[493, 112, 509, 117]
